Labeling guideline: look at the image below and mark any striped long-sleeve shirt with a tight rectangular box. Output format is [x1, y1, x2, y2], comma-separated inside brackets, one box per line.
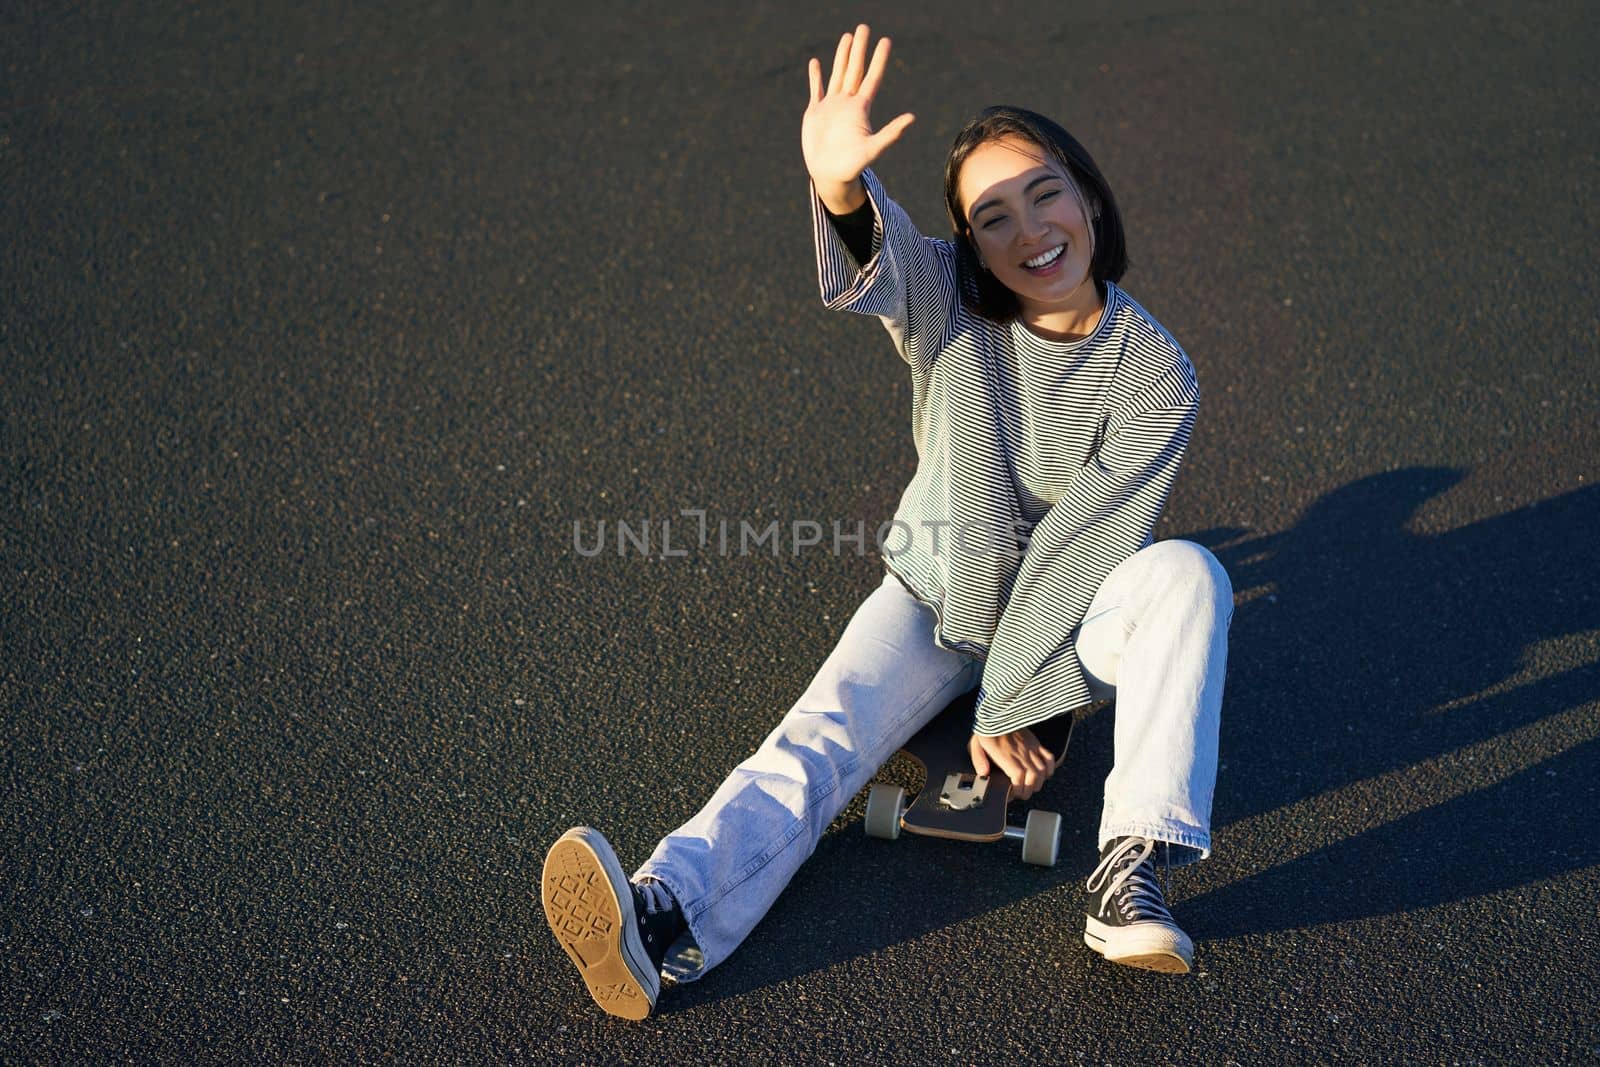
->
[811, 168, 1200, 737]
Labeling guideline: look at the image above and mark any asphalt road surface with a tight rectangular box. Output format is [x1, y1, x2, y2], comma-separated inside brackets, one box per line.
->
[4, 1, 1597, 1062]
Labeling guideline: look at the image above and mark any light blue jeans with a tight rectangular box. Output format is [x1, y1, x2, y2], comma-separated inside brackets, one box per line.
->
[635, 539, 1232, 981]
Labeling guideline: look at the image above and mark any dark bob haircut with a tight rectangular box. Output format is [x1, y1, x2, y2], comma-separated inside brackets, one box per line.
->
[942, 106, 1127, 324]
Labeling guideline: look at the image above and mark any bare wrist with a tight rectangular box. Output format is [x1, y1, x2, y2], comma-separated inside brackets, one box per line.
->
[815, 177, 867, 215]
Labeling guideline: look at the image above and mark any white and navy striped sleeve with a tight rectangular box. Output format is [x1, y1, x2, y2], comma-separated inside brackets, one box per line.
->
[810, 168, 961, 373]
[972, 359, 1200, 736]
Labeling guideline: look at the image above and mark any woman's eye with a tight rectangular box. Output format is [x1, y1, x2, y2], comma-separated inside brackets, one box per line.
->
[980, 216, 1006, 230]
[1037, 190, 1059, 202]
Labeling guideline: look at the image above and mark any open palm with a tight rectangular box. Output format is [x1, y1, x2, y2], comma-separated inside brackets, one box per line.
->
[802, 24, 915, 211]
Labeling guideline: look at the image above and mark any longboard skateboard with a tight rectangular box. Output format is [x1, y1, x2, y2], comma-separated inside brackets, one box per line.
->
[863, 689, 1072, 866]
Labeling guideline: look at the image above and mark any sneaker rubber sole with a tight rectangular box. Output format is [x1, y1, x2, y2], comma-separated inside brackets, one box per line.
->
[541, 827, 660, 1020]
[1083, 914, 1194, 974]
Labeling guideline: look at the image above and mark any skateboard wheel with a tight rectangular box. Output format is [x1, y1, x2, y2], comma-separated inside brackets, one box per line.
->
[864, 784, 905, 840]
[1021, 809, 1061, 867]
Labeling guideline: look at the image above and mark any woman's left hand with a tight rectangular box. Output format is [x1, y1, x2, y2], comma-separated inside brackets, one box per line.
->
[969, 728, 1060, 802]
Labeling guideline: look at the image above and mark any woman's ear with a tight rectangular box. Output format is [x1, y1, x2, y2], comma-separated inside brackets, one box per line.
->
[966, 228, 988, 271]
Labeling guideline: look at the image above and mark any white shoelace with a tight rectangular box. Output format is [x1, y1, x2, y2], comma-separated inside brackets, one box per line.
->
[1085, 837, 1175, 923]
[634, 878, 676, 917]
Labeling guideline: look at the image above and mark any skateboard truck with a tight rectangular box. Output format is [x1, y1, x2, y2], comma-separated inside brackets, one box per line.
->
[939, 772, 989, 811]
[864, 783, 1061, 866]
[861, 692, 1072, 867]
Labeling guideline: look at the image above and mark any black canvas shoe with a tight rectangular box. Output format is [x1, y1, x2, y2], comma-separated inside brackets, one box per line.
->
[1083, 836, 1194, 974]
[541, 827, 686, 1020]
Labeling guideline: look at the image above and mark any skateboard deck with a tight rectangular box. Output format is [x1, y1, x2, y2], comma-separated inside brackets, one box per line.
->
[865, 689, 1073, 864]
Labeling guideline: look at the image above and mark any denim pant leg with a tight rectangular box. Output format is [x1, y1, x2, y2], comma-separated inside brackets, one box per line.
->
[1074, 540, 1234, 865]
[636, 573, 980, 981]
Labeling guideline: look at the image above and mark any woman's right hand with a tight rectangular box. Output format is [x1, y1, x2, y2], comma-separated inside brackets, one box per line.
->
[802, 24, 916, 215]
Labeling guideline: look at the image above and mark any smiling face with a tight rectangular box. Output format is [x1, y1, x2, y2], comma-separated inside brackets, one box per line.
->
[957, 135, 1102, 327]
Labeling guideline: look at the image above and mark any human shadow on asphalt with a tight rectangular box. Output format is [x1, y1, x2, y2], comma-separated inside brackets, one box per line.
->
[664, 468, 1600, 1010]
[1179, 468, 1600, 939]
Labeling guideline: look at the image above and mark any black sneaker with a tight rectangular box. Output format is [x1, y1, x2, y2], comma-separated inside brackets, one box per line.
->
[541, 827, 685, 1019]
[1083, 836, 1194, 974]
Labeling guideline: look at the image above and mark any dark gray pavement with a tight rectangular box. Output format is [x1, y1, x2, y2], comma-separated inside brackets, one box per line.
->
[4, 1, 1598, 1062]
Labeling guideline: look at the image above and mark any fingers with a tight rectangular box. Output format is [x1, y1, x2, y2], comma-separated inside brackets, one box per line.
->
[827, 31, 851, 95]
[1011, 745, 1045, 799]
[1011, 730, 1059, 800]
[869, 111, 915, 153]
[974, 735, 1028, 798]
[1021, 758, 1055, 799]
[822, 25, 890, 100]
[808, 57, 822, 105]
[972, 730, 1059, 800]
[1007, 755, 1040, 800]
[844, 23, 870, 93]
[968, 735, 991, 777]
[861, 34, 891, 97]
[1024, 728, 1060, 776]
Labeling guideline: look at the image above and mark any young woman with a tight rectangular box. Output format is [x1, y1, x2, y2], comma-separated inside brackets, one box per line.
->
[541, 25, 1233, 1020]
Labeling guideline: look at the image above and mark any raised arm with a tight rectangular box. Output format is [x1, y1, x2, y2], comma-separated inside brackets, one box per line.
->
[804, 28, 962, 378]
[802, 25, 916, 214]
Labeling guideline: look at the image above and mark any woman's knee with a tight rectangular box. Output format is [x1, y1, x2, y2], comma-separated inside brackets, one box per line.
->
[1143, 539, 1233, 608]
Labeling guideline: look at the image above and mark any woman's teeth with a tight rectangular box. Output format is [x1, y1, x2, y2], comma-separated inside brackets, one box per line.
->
[1023, 245, 1065, 268]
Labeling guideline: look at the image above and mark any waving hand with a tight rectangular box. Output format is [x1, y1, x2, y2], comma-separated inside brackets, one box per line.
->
[802, 24, 916, 214]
